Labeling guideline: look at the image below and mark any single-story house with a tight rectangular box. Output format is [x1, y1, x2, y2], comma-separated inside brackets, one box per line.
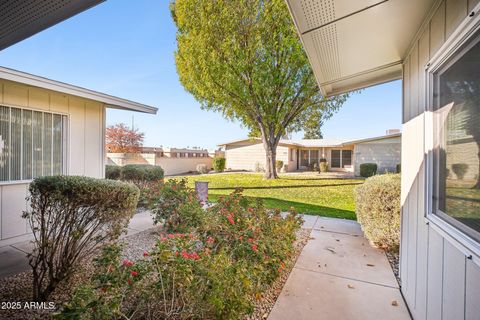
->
[0, 67, 157, 246]
[285, 0, 480, 318]
[219, 132, 401, 176]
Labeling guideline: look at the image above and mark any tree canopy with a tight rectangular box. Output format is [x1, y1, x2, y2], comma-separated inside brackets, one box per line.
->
[106, 123, 144, 153]
[171, 0, 349, 178]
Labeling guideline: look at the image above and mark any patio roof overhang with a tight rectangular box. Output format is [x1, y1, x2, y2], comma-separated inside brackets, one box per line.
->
[285, 0, 436, 97]
[0, 0, 104, 51]
[0, 67, 158, 114]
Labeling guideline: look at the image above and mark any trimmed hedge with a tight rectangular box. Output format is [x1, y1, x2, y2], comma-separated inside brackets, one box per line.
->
[319, 161, 328, 173]
[360, 163, 377, 177]
[212, 157, 226, 172]
[24, 176, 139, 301]
[355, 174, 400, 252]
[196, 163, 209, 174]
[121, 164, 164, 182]
[105, 165, 121, 180]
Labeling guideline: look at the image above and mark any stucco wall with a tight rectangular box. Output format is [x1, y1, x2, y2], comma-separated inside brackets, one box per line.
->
[0, 79, 105, 246]
[353, 137, 401, 175]
[107, 153, 213, 176]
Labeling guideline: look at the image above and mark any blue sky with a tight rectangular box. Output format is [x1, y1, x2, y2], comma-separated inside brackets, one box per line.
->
[0, 1, 401, 150]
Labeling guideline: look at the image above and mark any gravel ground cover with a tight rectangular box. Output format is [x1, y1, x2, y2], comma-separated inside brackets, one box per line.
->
[386, 251, 400, 285]
[0, 226, 309, 320]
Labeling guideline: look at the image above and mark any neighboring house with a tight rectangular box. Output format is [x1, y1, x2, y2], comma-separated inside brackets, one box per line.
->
[286, 0, 480, 319]
[107, 146, 213, 176]
[0, 2, 157, 247]
[219, 133, 401, 176]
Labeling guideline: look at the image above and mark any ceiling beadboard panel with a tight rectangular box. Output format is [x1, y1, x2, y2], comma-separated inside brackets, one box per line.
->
[286, 0, 437, 96]
[0, 0, 104, 50]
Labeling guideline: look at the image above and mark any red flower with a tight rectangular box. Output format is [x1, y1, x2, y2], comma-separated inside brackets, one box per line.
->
[190, 252, 200, 260]
[168, 234, 175, 239]
[239, 236, 243, 241]
[128, 278, 133, 285]
[248, 238, 254, 243]
[248, 207, 254, 213]
[206, 236, 214, 244]
[131, 271, 138, 277]
[251, 244, 258, 252]
[122, 259, 134, 267]
[181, 250, 189, 259]
[143, 251, 149, 257]
[227, 213, 235, 225]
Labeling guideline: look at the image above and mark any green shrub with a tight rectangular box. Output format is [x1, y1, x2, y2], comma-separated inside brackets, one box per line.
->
[355, 174, 400, 252]
[24, 176, 139, 301]
[275, 160, 284, 171]
[360, 163, 377, 177]
[105, 165, 121, 180]
[120, 164, 164, 183]
[396, 164, 401, 173]
[212, 157, 226, 172]
[151, 179, 205, 231]
[320, 161, 328, 173]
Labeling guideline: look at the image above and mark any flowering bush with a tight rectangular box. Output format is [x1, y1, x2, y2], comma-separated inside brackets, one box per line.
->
[58, 186, 302, 319]
[150, 179, 205, 232]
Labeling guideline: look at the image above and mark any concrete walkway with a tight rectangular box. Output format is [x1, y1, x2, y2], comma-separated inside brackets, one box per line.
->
[0, 211, 155, 278]
[268, 216, 410, 320]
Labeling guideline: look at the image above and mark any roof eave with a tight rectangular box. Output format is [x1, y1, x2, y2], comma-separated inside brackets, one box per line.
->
[0, 66, 158, 114]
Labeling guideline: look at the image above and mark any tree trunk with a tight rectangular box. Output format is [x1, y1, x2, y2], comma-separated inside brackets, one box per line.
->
[263, 140, 279, 179]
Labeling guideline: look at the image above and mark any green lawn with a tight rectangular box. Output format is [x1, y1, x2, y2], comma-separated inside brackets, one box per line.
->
[170, 173, 363, 220]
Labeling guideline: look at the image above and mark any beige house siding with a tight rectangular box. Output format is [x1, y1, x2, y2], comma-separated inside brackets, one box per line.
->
[107, 153, 213, 176]
[224, 141, 291, 172]
[400, 1, 480, 319]
[0, 79, 105, 246]
[353, 136, 401, 175]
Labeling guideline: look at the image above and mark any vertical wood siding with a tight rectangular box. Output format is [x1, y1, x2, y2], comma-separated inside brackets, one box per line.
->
[401, 1, 480, 319]
[0, 79, 105, 244]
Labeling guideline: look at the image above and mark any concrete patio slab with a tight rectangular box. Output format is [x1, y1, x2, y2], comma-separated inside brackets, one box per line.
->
[0, 246, 29, 278]
[300, 214, 318, 229]
[268, 267, 409, 320]
[269, 217, 409, 320]
[295, 229, 398, 288]
[313, 216, 363, 236]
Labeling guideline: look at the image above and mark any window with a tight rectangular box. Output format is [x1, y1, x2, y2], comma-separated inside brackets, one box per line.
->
[0, 106, 67, 182]
[300, 150, 309, 167]
[342, 150, 352, 167]
[431, 30, 480, 242]
[331, 150, 341, 168]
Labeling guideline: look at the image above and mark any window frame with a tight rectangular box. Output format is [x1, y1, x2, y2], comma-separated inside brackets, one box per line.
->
[0, 103, 68, 185]
[425, 10, 480, 255]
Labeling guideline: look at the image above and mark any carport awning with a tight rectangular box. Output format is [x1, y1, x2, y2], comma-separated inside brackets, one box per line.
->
[0, 0, 104, 50]
[285, 0, 436, 96]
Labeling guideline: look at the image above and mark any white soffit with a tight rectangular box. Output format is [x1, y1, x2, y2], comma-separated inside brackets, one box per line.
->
[286, 0, 436, 96]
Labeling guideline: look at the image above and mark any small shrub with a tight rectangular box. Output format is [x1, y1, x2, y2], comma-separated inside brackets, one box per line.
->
[196, 163, 209, 174]
[313, 162, 319, 172]
[254, 162, 264, 172]
[151, 179, 204, 232]
[319, 158, 327, 163]
[24, 176, 139, 301]
[105, 165, 121, 180]
[212, 157, 226, 172]
[355, 174, 400, 252]
[452, 163, 468, 179]
[320, 161, 328, 173]
[360, 163, 377, 177]
[275, 160, 284, 171]
[396, 164, 401, 173]
[120, 164, 164, 184]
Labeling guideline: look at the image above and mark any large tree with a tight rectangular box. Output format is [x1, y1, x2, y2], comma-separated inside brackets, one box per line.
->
[171, 0, 348, 178]
[106, 123, 144, 153]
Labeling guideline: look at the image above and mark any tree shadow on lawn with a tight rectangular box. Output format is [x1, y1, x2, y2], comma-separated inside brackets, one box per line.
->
[208, 182, 363, 191]
[208, 194, 356, 220]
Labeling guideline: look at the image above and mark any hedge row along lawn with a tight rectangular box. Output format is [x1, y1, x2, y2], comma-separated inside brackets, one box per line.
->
[171, 173, 364, 220]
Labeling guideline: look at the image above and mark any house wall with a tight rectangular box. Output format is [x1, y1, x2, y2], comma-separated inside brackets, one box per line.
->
[400, 1, 480, 319]
[224, 141, 290, 172]
[0, 79, 105, 246]
[107, 153, 213, 176]
[353, 136, 401, 175]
